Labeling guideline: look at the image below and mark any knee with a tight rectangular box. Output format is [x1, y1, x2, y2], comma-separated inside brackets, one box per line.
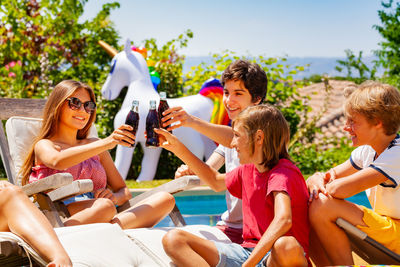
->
[272, 236, 306, 267]
[93, 198, 117, 218]
[162, 229, 186, 255]
[0, 183, 24, 204]
[155, 191, 175, 211]
[309, 193, 331, 224]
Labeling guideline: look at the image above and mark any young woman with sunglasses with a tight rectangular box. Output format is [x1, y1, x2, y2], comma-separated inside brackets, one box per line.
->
[20, 80, 175, 229]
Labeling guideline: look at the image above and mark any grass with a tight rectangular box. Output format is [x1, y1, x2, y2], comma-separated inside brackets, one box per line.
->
[125, 179, 173, 189]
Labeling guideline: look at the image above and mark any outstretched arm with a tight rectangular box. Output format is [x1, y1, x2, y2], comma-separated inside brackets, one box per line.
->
[155, 128, 226, 191]
[35, 124, 135, 170]
[161, 106, 234, 147]
[175, 151, 225, 179]
[0, 181, 72, 266]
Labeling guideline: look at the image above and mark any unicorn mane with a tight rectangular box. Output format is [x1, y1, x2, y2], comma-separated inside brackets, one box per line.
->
[199, 78, 230, 126]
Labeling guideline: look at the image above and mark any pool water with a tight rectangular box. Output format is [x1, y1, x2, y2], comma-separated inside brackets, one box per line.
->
[155, 191, 371, 227]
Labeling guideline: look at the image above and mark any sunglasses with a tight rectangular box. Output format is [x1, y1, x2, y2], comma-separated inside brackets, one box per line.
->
[66, 97, 96, 114]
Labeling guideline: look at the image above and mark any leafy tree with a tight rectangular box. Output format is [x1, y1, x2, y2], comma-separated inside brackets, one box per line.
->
[374, 0, 400, 77]
[335, 49, 376, 81]
[334, 1, 400, 87]
[0, 0, 120, 99]
[142, 30, 193, 98]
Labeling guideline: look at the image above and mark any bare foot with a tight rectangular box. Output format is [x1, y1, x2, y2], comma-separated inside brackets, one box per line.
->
[46, 257, 73, 267]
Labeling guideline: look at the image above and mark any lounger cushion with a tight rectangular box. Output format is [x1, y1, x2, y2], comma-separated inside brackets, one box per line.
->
[124, 224, 232, 266]
[6, 117, 42, 185]
[55, 223, 160, 267]
[0, 223, 153, 266]
[0, 224, 232, 266]
[5, 116, 98, 185]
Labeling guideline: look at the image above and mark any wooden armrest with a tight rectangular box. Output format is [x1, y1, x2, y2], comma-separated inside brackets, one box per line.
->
[117, 175, 200, 212]
[48, 179, 93, 202]
[21, 173, 73, 196]
[0, 239, 27, 259]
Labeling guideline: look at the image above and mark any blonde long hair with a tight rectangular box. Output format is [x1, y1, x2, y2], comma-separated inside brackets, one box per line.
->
[20, 80, 96, 185]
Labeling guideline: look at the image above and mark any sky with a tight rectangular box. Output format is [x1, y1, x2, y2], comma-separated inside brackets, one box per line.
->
[82, 0, 383, 58]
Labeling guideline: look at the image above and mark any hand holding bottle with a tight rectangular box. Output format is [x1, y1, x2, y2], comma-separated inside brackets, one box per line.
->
[104, 124, 136, 149]
[160, 106, 195, 131]
[154, 128, 185, 154]
[125, 100, 140, 147]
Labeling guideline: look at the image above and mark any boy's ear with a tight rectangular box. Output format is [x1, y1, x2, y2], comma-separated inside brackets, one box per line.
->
[253, 97, 262, 105]
[374, 119, 383, 129]
[255, 129, 264, 145]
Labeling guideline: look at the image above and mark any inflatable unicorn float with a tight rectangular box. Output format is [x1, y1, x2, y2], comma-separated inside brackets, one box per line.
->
[99, 39, 229, 181]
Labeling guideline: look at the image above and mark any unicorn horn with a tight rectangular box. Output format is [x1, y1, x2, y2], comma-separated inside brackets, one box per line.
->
[98, 40, 118, 57]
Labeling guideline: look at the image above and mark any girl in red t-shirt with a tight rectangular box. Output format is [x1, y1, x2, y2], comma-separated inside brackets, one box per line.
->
[156, 104, 309, 267]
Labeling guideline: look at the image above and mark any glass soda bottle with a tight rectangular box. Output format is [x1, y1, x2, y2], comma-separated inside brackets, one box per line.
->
[125, 100, 139, 146]
[145, 100, 160, 147]
[158, 91, 172, 133]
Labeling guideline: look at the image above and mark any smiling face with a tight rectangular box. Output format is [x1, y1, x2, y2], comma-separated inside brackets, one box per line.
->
[59, 88, 92, 131]
[344, 111, 379, 147]
[223, 80, 259, 120]
[231, 122, 254, 165]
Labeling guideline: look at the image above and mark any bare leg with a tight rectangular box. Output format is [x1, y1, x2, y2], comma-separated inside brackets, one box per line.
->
[113, 192, 175, 229]
[309, 227, 332, 267]
[162, 229, 220, 267]
[65, 198, 116, 226]
[267, 236, 307, 267]
[309, 193, 366, 265]
[0, 181, 72, 266]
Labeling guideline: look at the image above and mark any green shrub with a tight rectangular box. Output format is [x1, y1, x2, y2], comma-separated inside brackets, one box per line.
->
[290, 139, 353, 175]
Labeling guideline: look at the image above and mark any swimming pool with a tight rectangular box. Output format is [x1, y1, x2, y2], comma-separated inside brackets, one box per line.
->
[155, 190, 371, 227]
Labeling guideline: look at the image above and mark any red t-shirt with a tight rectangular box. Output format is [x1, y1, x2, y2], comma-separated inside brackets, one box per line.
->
[225, 159, 309, 256]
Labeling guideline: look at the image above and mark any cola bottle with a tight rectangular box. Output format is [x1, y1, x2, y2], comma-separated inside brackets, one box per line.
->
[125, 100, 139, 147]
[158, 91, 172, 133]
[145, 100, 160, 147]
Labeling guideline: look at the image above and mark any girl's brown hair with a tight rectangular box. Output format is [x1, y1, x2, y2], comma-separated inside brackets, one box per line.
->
[233, 104, 290, 170]
[20, 80, 96, 185]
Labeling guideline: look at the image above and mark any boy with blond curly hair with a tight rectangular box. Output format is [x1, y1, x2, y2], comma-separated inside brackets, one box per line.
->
[307, 81, 400, 266]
